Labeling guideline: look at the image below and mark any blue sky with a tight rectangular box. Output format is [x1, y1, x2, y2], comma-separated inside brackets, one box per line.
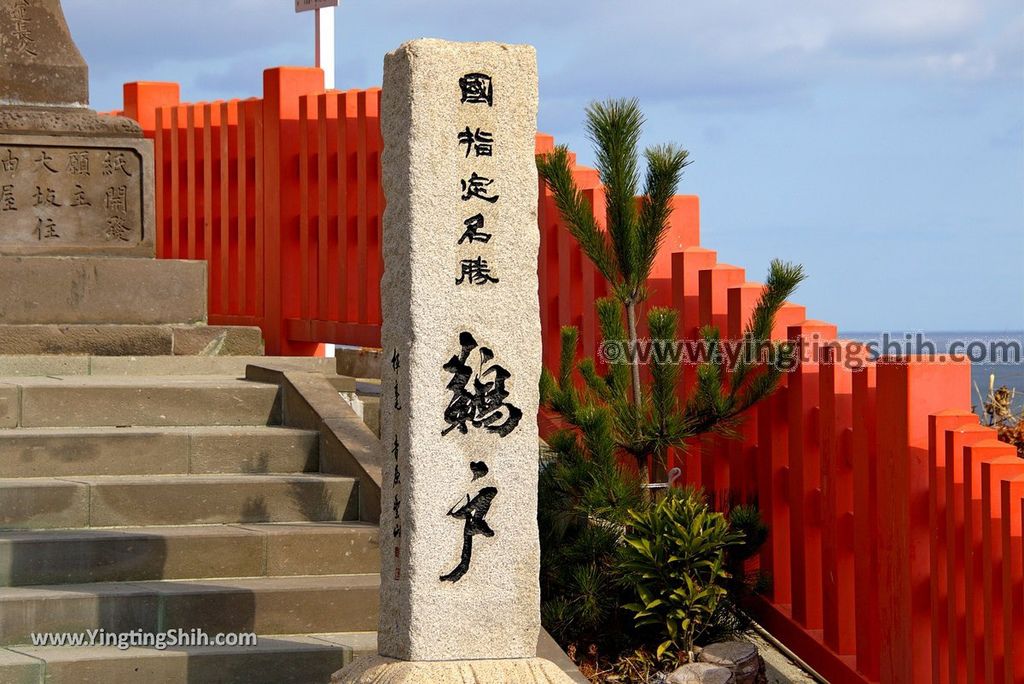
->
[67, 0, 1023, 331]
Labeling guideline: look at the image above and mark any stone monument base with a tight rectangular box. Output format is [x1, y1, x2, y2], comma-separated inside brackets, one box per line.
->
[0, 256, 263, 356]
[331, 656, 578, 684]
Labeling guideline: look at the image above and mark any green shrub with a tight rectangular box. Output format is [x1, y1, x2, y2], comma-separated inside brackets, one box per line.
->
[618, 487, 743, 663]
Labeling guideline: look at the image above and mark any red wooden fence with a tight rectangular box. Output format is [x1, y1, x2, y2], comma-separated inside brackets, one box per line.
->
[113, 69, 698, 357]
[110, 66, 1022, 683]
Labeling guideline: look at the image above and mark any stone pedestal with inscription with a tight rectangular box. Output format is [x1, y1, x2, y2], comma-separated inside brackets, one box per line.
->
[0, 0, 262, 355]
[1, 0, 154, 257]
[331, 39, 572, 684]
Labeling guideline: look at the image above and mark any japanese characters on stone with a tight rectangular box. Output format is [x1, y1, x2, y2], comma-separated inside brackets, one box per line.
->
[377, 39, 541, 663]
[0, 144, 142, 248]
[437, 72, 523, 584]
[390, 346, 404, 581]
[456, 73, 499, 288]
[5, 0, 37, 58]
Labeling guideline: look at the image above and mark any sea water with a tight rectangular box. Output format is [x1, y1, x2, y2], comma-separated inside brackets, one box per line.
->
[841, 331, 1024, 418]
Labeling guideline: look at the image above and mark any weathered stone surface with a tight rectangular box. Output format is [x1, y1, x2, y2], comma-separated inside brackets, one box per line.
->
[0, 382, 17, 427]
[188, 426, 318, 474]
[335, 346, 382, 379]
[332, 655, 576, 683]
[0, 581, 158, 646]
[0, 257, 206, 324]
[0, 134, 155, 256]
[246, 366, 384, 523]
[0, 522, 379, 587]
[667, 662, 736, 684]
[0, 477, 88, 528]
[90, 354, 336, 376]
[0, 324, 173, 355]
[0, 105, 140, 137]
[239, 522, 380, 576]
[154, 574, 379, 635]
[376, 39, 541, 663]
[171, 324, 264, 356]
[0, 0, 89, 107]
[84, 473, 358, 526]
[0, 427, 189, 477]
[12, 636, 348, 684]
[697, 641, 762, 684]
[16, 376, 281, 428]
[0, 524, 265, 586]
[0, 647, 42, 683]
[0, 324, 262, 356]
[0, 353, 88, 374]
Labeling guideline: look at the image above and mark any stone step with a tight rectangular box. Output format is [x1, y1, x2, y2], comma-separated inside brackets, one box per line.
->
[1, 632, 376, 684]
[0, 474, 359, 529]
[0, 355, 341, 378]
[0, 323, 264, 357]
[0, 257, 207, 326]
[3, 376, 281, 428]
[0, 522, 379, 586]
[0, 575, 379, 647]
[0, 426, 319, 478]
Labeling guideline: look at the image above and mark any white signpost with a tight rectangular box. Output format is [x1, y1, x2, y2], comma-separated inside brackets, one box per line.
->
[295, 0, 338, 89]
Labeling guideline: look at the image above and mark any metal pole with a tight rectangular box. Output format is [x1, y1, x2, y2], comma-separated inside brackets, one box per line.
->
[315, 6, 336, 89]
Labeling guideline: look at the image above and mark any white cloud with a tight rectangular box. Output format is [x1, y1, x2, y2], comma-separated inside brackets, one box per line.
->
[64, 0, 1021, 110]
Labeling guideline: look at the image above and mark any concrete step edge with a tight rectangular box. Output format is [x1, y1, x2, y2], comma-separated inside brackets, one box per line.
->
[0, 473, 357, 485]
[0, 523, 380, 587]
[4, 630, 377, 655]
[0, 520, 377, 541]
[0, 632, 377, 684]
[0, 425, 319, 437]
[0, 573, 381, 600]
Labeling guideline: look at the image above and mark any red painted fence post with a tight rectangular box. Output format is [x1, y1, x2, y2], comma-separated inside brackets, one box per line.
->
[946, 421, 997, 682]
[981, 452, 1024, 684]
[875, 357, 970, 684]
[671, 248, 716, 489]
[123, 82, 180, 134]
[819, 347, 855, 656]
[786, 320, 836, 631]
[1001, 475, 1024, 684]
[961, 441, 1019, 684]
[928, 409, 978, 684]
[727, 282, 764, 505]
[851, 363, 880, 681]
[262, 66, 325, 355]
[698, 264, 744, 505]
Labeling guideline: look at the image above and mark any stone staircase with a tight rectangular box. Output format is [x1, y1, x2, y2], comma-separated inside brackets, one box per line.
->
[0, 358, 382, 683]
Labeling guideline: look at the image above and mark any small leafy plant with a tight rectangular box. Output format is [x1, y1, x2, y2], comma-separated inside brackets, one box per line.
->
[618, 487, 743, 664]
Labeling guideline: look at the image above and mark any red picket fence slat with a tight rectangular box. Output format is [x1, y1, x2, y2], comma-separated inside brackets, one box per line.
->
[109, 66, 1021, 684]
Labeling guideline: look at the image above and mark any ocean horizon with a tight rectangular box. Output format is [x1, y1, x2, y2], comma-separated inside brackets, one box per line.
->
[841, 330, 1024, 416]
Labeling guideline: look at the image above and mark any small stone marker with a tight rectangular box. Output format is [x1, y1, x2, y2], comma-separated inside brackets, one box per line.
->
[667, 662, 736, 684]
[0, 0, 154, 257]
[332, 38, 572, 683]
[698, 641, 764, 684]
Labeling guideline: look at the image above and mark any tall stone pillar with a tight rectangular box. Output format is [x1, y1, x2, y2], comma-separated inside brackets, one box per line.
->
[332, 38, 572, 683]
